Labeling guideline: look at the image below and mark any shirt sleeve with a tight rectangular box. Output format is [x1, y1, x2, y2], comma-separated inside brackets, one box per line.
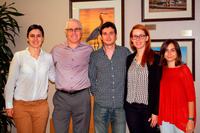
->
[154, 55, 162, 115]
[182, 66, 195, 102]
[50, 46, 56, 66]
[127, 48, 132, 56]
[5, 53, 20, 109]
[48, 55, 55, 82]
[88, 52, 97, 95]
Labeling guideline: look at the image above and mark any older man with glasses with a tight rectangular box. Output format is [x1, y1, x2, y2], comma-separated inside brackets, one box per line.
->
[51, 18, 93, 133]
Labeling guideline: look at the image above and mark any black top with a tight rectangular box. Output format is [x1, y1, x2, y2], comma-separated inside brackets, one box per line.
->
[124, 51, 162, 118]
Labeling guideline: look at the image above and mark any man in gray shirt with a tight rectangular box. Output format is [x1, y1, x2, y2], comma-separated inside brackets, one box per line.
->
[89, 22, 131, 133]
[51, 19, 93, 133]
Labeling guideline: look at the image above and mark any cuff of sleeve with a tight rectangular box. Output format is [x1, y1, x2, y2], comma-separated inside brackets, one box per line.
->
[153, 111, 158, 116]
[6, 103, 13, 109]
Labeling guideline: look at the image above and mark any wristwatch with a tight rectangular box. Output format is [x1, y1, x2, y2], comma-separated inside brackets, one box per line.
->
[188, 118, 195, 121]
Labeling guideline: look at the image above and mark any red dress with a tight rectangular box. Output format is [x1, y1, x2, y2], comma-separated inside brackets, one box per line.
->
[158, 65, 196, 132]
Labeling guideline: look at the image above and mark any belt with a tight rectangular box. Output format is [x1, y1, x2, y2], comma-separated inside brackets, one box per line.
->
[59, 88, 87, 95]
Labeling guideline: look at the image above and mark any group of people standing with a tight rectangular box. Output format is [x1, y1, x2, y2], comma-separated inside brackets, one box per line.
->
[5, 18, 196, 133]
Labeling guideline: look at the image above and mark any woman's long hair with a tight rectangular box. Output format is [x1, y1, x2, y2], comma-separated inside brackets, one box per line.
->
[130, 24, 155, 67]
[159, 39, 182, 66]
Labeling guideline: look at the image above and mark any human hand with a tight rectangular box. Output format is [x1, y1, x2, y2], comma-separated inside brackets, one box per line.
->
[186, 120, 194, 133]
[6, 108, 14, 117]
[148, 114, 158, 128]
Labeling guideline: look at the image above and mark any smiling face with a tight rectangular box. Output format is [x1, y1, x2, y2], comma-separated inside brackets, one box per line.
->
[131, 29, 148, 51]
[27, 29, 44, 49]
[164, 43, 177, 65]
[100, 27, 117, 46]
[65, 20, 82, 45]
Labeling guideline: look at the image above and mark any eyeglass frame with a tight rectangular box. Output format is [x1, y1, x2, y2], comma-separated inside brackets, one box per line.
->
[66, 28, 82, 33]
[132, 34, 147, 40]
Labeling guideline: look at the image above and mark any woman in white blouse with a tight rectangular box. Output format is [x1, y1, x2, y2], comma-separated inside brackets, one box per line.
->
[5, 24, 55, 133]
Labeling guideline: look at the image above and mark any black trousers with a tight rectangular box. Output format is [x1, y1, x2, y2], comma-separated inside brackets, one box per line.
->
[124, 101, 157, 133]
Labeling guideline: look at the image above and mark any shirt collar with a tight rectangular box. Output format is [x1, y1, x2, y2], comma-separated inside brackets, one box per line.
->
[100, 44, 118, 54]
[65, 40, 83, 49]
[26, 47, 43, 56]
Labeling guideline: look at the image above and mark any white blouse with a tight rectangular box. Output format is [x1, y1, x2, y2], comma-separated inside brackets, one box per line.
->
[5, 48, 55, 109]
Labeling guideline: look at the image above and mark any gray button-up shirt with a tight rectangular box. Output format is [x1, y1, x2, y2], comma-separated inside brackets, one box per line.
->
[89, 45, 131, 108]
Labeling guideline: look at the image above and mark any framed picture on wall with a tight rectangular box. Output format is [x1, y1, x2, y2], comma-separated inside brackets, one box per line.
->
[151, 39, 195, 80]
[142, 0, 195, 22]
[69, 0, 124, 50]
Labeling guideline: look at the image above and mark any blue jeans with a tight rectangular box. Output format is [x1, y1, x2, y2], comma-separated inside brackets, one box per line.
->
[125, 101, 157, 133]
[159, 121, 184, 133]
[93, 102, 126, 133]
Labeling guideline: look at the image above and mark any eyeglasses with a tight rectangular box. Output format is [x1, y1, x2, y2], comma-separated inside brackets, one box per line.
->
[66, 28, 81, 33]
[132, 34, 146, 40]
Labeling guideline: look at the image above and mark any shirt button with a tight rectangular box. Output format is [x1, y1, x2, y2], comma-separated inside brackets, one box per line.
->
[113, 96, 114, 98]
[113, 89, 114, 91]
[113, 82, 114, 84]
[112, 75, 114, 77]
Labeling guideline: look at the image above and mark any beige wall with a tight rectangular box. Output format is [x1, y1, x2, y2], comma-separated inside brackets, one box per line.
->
[1, 0, 68, 133]
[1, 0, 199, 132]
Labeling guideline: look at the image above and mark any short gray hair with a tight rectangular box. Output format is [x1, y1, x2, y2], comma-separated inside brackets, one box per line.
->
[65, 18, 82, 29]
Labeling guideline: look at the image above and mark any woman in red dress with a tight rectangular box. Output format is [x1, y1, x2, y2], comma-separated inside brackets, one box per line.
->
[158, 39, 196, 133]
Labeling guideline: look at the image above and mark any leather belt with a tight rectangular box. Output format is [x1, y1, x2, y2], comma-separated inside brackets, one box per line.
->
[59, 88, 87, 95]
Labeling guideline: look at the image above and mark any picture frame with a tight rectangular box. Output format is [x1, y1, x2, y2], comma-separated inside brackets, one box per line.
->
[69, 0, 125, 49]
[151, 39, 195, 80]
[142, 0, 195, 22]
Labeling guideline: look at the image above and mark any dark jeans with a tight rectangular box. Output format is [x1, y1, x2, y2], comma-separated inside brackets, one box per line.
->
[124, 101, 157, 133]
